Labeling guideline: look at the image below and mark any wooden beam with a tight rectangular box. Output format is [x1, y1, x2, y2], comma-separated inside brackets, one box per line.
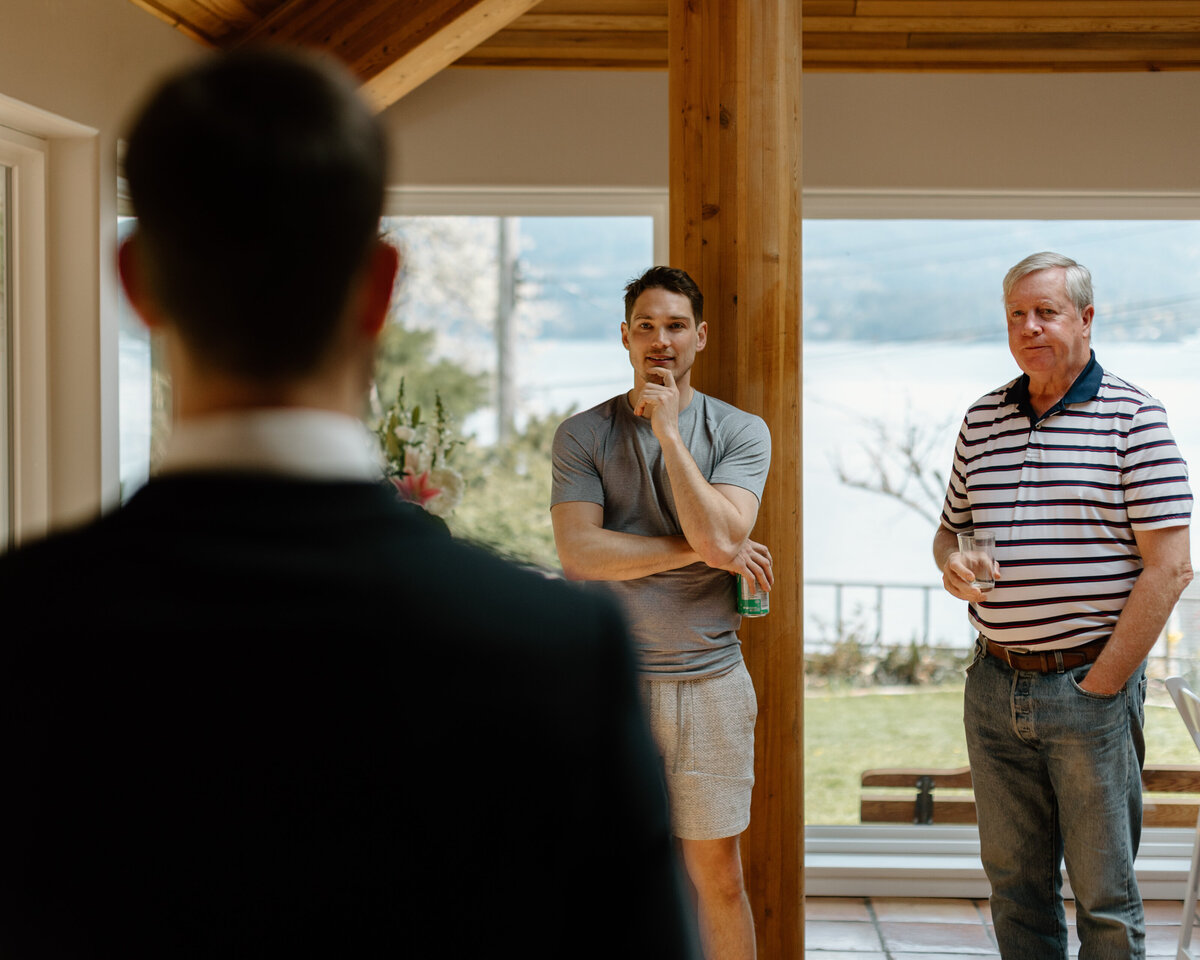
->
[669, 1, 802, 957]
[236, 0, 544, 110]
[803, 59, 1200, 72]
[125, 0, 221, 45]
[131, 0, 1200, 75]
[804, 43, 1200, 63]
[806, 0, 857, 13]
[454, 55, 667, 68]
[804, 17, 1200, 33]
[461, 28, 668, 64]
[853, 1, 1200, 14]
[513, 14, 669, 31]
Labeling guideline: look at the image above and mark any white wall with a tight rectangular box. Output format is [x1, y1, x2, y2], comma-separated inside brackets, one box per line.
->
[382, 67, 1200, 197]
[804, 72, 1200, 195]
[379, 69, 669, 188]
[0, 0, 196, 530]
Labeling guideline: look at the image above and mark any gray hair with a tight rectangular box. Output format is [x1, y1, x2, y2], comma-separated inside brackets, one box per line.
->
[1003, 252, 1093, 313]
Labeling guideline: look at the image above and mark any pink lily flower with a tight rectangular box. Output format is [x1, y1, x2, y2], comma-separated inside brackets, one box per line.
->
[389, 471, 443, 507]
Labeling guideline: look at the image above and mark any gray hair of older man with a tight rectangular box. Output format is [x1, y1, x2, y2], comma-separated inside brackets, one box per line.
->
[1002, 252, 1094, 314]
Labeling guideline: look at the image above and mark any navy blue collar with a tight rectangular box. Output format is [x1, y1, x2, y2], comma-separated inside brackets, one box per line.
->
[1003, 350, 1103, 426]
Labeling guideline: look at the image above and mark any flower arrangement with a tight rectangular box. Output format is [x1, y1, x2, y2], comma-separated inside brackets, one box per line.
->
[376, 381, 464, 518]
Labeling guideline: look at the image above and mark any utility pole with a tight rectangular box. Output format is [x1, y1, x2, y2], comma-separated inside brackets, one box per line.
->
[495, 216, 519, 444]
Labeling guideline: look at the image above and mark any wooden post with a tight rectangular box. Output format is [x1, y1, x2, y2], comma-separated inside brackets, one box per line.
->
[668, 1, 802, 957]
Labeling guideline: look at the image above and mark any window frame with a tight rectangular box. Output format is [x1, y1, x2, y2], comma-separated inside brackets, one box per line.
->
[0, 121, 50, 548]
[802, 188, 1200, 897]
[382, 186, 1200, 896]
[383, 186, 668, 264]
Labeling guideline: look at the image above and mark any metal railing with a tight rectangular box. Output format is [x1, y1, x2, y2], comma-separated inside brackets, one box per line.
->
[803, 577, 1200, 680]
[804, 579, 972, 652]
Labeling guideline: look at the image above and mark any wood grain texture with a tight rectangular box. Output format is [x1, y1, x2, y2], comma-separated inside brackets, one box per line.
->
[862, 764, 1200, 826]
[669, 1, 803, 956]
[130, 0, 1200, 75]
[860, 796, 981, 824]
[856, 1, 1200, 14]
[231, 0, 542, 108]
[861, 766, 974, 788]
[806, 16, 1200, 33]
[863, 796, 1200, 827]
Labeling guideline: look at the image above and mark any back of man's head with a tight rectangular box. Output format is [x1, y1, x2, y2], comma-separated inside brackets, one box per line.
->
[123, 47, 387, 381]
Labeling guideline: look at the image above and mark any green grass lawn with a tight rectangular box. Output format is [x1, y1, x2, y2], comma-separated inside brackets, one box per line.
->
[805, 684, 1200, 825]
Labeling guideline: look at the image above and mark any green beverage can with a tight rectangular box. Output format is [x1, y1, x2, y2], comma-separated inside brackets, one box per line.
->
[736, 574, 769, 617]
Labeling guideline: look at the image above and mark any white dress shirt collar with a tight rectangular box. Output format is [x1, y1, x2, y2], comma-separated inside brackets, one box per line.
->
[158, 408, 382, 482]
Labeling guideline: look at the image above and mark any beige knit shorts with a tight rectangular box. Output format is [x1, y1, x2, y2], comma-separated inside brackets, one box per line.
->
[639, 660, 757, 841]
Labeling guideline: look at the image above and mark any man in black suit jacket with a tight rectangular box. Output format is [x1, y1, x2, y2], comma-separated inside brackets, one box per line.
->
[0, 48, 696, 959]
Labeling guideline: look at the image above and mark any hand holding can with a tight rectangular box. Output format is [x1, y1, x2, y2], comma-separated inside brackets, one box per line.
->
[737, 574, 769, 617]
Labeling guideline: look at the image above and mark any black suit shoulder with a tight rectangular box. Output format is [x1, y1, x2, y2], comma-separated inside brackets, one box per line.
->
[0, 473, 697, 959]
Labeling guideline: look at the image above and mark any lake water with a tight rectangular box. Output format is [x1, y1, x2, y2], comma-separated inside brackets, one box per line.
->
[497, 335, 1200, 650]
[122, 331, 1200, 650]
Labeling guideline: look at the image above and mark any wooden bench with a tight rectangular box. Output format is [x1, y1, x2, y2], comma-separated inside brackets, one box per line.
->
[861, 764, 1200, 827]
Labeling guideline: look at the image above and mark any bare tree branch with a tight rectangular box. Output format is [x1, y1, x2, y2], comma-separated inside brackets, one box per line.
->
[830, 407, 957, 526]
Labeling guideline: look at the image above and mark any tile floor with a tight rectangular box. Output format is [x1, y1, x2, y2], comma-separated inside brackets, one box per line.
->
[805, 897, 1188, 958]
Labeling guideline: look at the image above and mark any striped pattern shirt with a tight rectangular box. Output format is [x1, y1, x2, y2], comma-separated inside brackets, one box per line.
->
[940, 354, 1192, 650]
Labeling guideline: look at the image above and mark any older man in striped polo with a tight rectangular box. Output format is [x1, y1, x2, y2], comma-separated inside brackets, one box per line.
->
[935, 251, 1194, 960]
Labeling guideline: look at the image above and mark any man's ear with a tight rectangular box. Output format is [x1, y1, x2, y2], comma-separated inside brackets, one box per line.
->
[358, 240, 400, 340]
[117, 234, 168, 331]
[620, 321, 630, 349]
[695, 319, 708, 351]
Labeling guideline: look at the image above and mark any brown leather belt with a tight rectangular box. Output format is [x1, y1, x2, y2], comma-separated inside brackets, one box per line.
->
[983, 636, 1108, 673]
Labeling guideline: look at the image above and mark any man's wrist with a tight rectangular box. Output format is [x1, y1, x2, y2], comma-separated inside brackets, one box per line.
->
[653, 423, 686, 454]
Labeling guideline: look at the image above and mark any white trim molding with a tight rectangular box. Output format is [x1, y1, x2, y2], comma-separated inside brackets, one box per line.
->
[804, 188, 1200, 221]
[0, 123, 49, 546]
[806, 824, 1197, 901]
[384, 186, 669, 265]
[0, 93, 101, 537]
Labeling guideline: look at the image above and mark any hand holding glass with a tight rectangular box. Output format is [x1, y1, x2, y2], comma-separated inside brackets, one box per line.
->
[957, 532, 996, 592]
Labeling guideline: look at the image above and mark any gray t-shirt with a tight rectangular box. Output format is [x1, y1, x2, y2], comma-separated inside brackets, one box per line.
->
[551, 391, 771, 678]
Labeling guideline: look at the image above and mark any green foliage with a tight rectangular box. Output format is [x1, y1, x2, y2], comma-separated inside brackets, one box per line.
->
[805, 607, 970, 689]
[373, 323, 567, 572]
[804, 686, 1200, 825]
[805, 687, 970, 825]
[373, 323, 487, 426]
[448, 408, 569, 572]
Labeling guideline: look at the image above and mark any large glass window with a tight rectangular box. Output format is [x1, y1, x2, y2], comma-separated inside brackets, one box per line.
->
[117, 215, 156, 502]
[804, 219, 1200, 825]
[117, 200, 661, 568]
[377, 212, 654, 567]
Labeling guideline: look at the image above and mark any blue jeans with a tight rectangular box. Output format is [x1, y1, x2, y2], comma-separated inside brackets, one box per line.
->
[963, 640, 1148, 960]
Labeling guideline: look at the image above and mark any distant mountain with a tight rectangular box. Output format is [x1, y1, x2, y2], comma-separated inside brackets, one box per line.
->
[804, 219, 1200, 344]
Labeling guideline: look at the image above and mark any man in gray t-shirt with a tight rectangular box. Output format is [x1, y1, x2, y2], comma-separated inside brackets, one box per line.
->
[551, 266, 771, 960]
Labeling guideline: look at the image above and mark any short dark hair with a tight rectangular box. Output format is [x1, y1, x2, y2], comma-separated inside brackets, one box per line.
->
[623, 266, 704, 326]
[123, 47, 387, 380]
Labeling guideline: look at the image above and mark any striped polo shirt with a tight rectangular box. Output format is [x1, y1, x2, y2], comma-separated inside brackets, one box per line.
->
[940, 351, 1192, 650]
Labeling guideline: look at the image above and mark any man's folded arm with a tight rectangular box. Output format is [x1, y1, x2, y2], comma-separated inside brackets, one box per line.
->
[551, 500, 700, 581]
[658, 444, 774, 591]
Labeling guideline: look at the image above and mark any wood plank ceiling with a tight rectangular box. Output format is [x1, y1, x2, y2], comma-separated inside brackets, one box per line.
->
[129, 1, 1200, 105]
